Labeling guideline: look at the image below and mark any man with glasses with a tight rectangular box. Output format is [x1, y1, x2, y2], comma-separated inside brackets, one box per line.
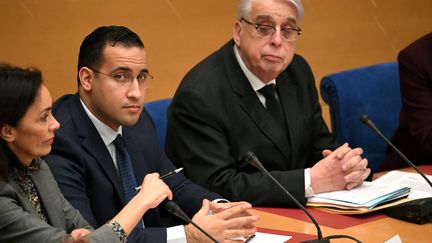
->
[166, 0, 371, 207]
[44, 25, 258, 243]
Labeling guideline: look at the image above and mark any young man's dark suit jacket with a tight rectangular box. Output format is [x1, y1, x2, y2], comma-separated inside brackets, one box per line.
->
[44, 93, 220, 243]
[381, 32, 432, 171]
[165, 40, 336, 207]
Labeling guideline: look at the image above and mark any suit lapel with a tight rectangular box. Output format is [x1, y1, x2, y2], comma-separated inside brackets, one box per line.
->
[8, 176, 38, 215]
[223, 41, 291, 161]
[31, 159, 62, 227]
[7, 161, 62, 226]
[69, 95, 126, 203]
[239, 88, 291, 161]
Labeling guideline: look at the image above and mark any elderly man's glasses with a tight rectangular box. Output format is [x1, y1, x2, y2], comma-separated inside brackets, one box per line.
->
[240, 18, 302, 41]
[88, 67, 153, 88]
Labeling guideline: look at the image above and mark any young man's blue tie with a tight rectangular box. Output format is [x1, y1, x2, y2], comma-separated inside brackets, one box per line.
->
[113, 134, 145, 229]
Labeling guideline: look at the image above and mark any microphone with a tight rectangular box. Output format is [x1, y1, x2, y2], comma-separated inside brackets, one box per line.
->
[165, 201, 219, 243]
[360, 114, 432, 187]
[360, 114, 432, 224]
[245, 152, 361, 243]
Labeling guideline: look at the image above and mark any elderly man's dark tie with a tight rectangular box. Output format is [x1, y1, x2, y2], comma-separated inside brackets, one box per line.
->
[113, 134, 144, 229]
[259, 84, 286, 129]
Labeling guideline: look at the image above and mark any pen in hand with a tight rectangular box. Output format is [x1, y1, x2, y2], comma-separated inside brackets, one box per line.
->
[134, 167, 183, 191]
[245, 234, 256, 243]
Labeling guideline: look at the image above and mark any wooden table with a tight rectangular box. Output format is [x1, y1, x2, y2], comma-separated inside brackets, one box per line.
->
[251, 165, 432, 242]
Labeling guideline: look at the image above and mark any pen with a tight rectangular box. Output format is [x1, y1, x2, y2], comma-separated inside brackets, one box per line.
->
[134, 167, 183, 191]
[245, 234, 256, 243]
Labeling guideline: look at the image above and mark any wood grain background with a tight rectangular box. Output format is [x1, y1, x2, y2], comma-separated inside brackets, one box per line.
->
[1, 0, 431, 126]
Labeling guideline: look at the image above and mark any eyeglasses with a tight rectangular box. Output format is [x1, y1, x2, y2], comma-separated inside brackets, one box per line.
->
[240, 17, 302, 41]
[88, 67, 153, 88]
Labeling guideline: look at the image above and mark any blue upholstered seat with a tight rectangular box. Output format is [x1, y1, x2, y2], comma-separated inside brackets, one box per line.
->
[320, 62, 401, 171]
[144, 98, 172, 149]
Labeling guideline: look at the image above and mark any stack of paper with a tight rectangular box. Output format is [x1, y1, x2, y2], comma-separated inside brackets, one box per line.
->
[373, 170, 432, 199]
[307, 180, 411, 214]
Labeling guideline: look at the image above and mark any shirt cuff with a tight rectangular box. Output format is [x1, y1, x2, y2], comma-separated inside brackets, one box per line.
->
[212, 198, 229, 203]
[208, 198, 229, 215]
[304, 168, 315, 197]
[167, 225, 187, 243]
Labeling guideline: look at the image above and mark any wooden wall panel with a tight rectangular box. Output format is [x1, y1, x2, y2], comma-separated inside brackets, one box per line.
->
[1, 0, 431, 127]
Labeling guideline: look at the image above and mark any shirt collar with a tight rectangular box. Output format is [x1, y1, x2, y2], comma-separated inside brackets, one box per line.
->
[233, 45, 276, 91]
[80, 99, 122, 146]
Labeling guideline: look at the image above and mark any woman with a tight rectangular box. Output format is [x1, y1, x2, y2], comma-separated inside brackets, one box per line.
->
[0, 64, 173, 242]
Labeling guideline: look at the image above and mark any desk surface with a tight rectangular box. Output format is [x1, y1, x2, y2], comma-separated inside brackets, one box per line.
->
[251, 165, 432, 242]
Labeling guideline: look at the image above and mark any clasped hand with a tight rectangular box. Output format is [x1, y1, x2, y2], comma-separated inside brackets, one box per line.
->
[310, 143, 371, 194]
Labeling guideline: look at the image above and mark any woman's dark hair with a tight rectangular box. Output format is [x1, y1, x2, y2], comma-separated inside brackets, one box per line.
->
[0, 64, 43, 181]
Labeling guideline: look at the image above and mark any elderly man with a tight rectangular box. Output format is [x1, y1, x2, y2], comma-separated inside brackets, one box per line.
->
[166, 0, 371, 206]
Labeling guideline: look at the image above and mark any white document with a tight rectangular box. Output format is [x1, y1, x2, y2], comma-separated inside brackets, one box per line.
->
[246, 232, 292, 242]
[374, 170, 432, 199]
[307, 180, 410, 208]
[310, 181, 406, 204]
[384, 234, 402, 243]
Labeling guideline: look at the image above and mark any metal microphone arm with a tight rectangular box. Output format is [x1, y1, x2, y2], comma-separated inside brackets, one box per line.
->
[360, 114, 432, 188]
[245, 152, 362, 243]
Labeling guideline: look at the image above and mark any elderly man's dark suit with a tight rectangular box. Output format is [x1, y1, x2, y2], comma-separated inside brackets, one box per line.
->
[165, 40, 336, 207]
[44, 93, 220, 243]
[381, 32, 432, 171]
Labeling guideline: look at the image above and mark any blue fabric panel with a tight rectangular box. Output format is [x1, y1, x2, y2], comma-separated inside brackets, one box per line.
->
[144, 98, 172, 149]
[320, 62, 401, 171]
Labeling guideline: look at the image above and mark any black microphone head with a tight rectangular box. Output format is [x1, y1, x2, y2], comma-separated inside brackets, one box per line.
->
[359, 114, 369, 125]
[166, 201, 219, 243]
[245, 153, 325, 240]
[244, 151, 261, 169]
[166, 200, 191, 222]
[359, 114, 375, 129]
[165, 200, 177, 213]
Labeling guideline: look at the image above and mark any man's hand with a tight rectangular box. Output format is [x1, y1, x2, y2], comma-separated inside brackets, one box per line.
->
[310, 143, 370, 194]
[208, 201, 252, 215]
[339, 147, 370, 190]
[185, 199, 258, 243]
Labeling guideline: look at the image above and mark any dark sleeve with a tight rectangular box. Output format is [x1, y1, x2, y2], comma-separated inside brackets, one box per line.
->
[398, 49, 432, 153]
[159, 153, 222, 217]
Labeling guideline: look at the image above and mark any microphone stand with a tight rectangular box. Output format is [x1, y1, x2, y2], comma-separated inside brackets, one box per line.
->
[360, 114, 432, 224]
[245, 152, 362, 243]
[166, 201, 219, 243]
[360, 114, 432, 188]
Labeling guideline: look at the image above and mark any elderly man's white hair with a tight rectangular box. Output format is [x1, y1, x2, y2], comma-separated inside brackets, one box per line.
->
[237, 0, 304, 25]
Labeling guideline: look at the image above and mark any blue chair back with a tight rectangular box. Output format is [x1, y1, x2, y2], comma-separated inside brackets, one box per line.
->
[320, 62, 401, 171]
[144, 98, 172, 149]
